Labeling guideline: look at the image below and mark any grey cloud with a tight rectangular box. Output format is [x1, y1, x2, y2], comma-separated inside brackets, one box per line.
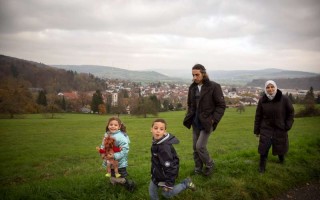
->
[0, 0, 319, 72]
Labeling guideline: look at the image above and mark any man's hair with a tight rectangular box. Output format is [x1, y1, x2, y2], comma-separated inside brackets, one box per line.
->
[192, 64, 206, 73]
[192, 64, 210, 82]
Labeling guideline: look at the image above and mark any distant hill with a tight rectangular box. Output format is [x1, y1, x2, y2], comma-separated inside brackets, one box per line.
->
[246, 76, 320, 90]
[1, 54, 319, 89]
[153, 68, 319, 85]
[0, 55, 106, 92]
[53, 65, 185, 83]
[53, 65, 319, 86]
[209, 68, 318, 82]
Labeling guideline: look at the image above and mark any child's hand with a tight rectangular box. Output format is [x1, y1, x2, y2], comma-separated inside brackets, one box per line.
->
[106, 153, 114, 159]
[162, 186, 172, 192]
[97, 147, 106, 154]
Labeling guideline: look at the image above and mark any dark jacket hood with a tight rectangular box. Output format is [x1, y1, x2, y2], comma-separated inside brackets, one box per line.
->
[153, 133, 179, 145]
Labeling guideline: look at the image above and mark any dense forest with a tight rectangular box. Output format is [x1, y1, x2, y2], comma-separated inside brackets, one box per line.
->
[0, 55, 106, 93]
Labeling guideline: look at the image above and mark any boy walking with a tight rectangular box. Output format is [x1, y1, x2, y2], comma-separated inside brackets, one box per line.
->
[149, 119, 195, 200]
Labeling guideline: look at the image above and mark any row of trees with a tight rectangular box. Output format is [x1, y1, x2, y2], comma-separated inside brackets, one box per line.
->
[90, 89, 166, 117]
[0, 78, 70, 118]
[0, 77, 178, 118]
[1, 76, 319, 118]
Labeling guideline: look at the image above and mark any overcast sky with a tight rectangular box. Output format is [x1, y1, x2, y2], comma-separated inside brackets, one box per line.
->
[1, 0, 320, 73]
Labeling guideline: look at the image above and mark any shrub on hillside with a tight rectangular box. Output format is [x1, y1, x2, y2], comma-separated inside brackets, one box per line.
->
[295, 107, 320, 117]
[295, 86, 320, 117]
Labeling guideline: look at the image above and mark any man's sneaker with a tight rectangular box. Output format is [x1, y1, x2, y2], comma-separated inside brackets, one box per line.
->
[194, 169, 203, 175]
[184, 178, 196, 191]
[203, 162, 214, 176]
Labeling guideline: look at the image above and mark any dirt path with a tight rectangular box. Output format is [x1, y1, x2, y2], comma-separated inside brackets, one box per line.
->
[271, 181, 320, 200]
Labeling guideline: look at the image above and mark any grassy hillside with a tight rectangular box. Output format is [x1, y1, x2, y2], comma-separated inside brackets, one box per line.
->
[0, 107, 319, 199]
[0, 55, 106, 93]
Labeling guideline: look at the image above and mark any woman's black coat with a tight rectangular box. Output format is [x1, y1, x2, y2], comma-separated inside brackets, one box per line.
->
[254, 89, 294, 155]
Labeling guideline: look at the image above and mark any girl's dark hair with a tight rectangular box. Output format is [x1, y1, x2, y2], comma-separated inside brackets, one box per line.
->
[192, 63, 210, 83]
[152, 118, 167, 129]
[106, 116, 127, 133]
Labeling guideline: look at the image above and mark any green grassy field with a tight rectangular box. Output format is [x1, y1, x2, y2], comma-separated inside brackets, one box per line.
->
[0, 107, 319, 200]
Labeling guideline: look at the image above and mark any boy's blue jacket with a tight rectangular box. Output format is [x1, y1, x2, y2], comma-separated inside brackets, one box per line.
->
[100, 130, 130, 168]
[151, 133, 179, 189]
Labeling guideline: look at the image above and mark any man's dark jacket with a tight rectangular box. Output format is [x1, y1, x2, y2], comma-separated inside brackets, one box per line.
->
[183, 80, 226, 132]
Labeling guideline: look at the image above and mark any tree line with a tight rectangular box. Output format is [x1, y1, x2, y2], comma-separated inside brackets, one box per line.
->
[0, 77, 169, 118]
[1, 75, 318, 119]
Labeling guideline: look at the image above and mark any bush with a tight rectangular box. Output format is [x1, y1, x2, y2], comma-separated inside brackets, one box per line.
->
[295, 107, 320, 117]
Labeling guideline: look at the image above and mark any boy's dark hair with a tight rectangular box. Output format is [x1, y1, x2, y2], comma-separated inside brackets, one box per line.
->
[152, 118, 167, 129]
[106, 116, 127, 133]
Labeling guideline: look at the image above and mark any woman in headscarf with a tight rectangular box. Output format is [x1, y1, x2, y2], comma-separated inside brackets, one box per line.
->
[254, 80, 294, 173]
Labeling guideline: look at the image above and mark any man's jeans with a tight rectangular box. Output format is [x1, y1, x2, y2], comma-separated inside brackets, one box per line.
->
[192, 126, 213, 171]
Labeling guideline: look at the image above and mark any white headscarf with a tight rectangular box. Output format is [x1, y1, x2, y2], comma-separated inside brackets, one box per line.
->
[264, 80, 278, 100]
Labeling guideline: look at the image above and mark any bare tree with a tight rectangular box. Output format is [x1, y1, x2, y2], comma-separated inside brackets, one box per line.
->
[0, 78, 36, 118]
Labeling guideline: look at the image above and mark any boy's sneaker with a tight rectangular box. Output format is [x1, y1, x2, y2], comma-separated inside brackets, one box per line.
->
[124, 178, 135, 192]
[184, 178, 196, 191]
